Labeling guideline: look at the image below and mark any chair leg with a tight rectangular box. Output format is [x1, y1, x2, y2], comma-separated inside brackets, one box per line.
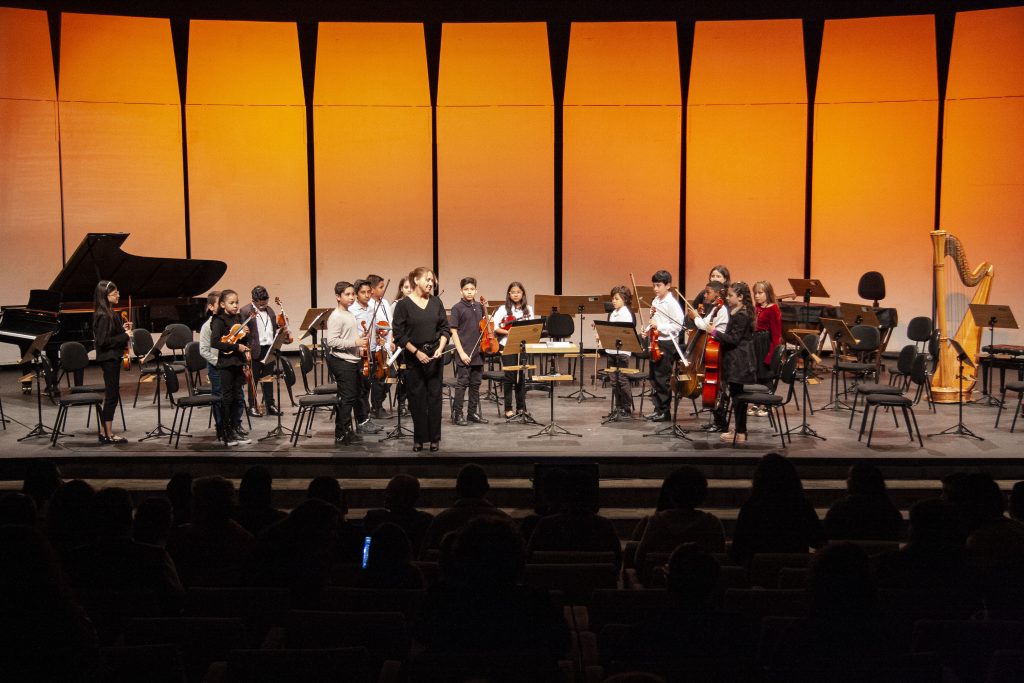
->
[775, 406, 786, 449]
[133, 375, 142, 408]
[901, 405, 914, 441]
[909, 407, 924, 447]
[848, 393, 860, 429]
[1012, 393, 1023, 434]
[50, 406, 64, 446]
[290, 407, 304, 446]
[866, 407, 879, 447]
[996, 389, 1008, 427]
[781, 406, 791, 444]
[95, 404, 103, 439]
[168, 407, 180, 446]
[858, 402, 871, 441]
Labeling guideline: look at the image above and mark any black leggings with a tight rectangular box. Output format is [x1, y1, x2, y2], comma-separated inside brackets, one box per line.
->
[219, 365, 244, 431]
[99, 359, 121, 422]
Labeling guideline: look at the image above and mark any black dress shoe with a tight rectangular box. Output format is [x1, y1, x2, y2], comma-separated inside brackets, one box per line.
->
[247, 407, 263, 418]
[647, 412, 670, 422]
[336, 430, 363, 445]
[266, 404, 283, 416]
[429, 442, 440, 452]
[413, 443, 424, 452]
[467, 413, 489, 424]
[453, 414, 468, 426]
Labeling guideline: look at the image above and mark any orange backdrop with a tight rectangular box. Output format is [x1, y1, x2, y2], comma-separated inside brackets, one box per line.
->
[59, 13, 184, 259]
[436, 23, 554, 305]
[811, 15, 937, 344]
[562, 22, 681, 295]
[186, 20, 311, 326]
[0, 8, 62, 362]
[313, 22, 432, 306]
[941, 7, 1024, 346]
[686, 19, 806, 299]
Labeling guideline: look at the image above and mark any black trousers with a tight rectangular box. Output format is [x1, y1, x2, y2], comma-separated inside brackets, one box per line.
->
[713, 382, 747, 433]
[328, 357, 360, 438]
[219, 364, 244, 431]
[405, 356, 443, 443]
[99, 358, 121, 422]
[605, 352, 633, 413]
[453, 362, 483, 416]
[649, 340, 678, 413]
[501, 353, 527, 412]
[250, 345, 275, 407]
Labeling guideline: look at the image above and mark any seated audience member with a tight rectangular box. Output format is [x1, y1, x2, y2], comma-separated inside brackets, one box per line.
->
[635, 467, 725, 576]
[824, 462, 902, 541]
[68, 487, 183, 615]
[0, 526, 98, 681]
[940, 471, 970, 543]
[132, 496, 174, 547]
[46, 480, 97, 565]
[961, 472, 1024, 615]
[166, 471, 193, 526]
[307, 475, 364, 564]
[424, 464, 510, 550]
[364, 474, 435, 554]
[0, 492, 37, 527]
[519, 468, 569, 544]
[252, 498, 340, 602]
[877, 498, 983, 619]
[22, 459, 61, 522]
[167, 476, 254, 587]
[415, 516, 569, 658]
[614, 547, 758, 674]
[630, 469, 685, 543]
[730, 453, 824, 566]
[527, 468, 622, 567]
[769, 543, 904, 678]
[357, 522, 426, 590]
[233, 466, 287, 536]
[1009, 480, 1024, 523]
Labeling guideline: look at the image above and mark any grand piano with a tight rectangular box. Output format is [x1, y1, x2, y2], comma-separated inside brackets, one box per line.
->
[0, 233, 226, 378]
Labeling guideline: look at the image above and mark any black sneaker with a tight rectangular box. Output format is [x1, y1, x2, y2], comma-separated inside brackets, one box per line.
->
[467, 413, 489, 424]
[647, 412, 670, 423]
[357, 419, 383, 434]
[336, 430, 364, 445]
[372, 407, 391, 420]
[233, 429, 252, 445]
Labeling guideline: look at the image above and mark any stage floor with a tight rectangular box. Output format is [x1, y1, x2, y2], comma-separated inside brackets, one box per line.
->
[1, 364, 1023, 463]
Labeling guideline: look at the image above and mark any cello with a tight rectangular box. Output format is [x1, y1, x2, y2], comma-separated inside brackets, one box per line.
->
[700, 299, 724, 410]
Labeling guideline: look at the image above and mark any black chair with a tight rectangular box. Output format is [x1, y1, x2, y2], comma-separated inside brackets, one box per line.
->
[847, 346, 916, 429]
[858, 271, 886, 307]
[995, 380, 1024, 432]
[164, 323, 193, 373]
[887, 343, 919, 390]
[0, 392, 5, 430]
[49, 388, 105, 446]
[131, 328, 159, 407]
[909, 352, 936, 412]
[546, 311, 575, 376]
[290, 390, 343, 446]
[165, 363, 220, 448]
[857, 362, 925, 448]
[58, 340, 126, 430]
[831, 324, 881, 402]
[731, 352, 797, 449]
[185, 340, 212, 395]
[906, 316, 933, 352]
[300, 344, 336, 396]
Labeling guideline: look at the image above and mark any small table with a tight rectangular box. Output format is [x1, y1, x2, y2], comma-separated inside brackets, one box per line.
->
[528, 374, 581, 438]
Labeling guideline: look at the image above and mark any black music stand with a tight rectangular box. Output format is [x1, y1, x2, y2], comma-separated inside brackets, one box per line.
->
[504, 322, 543, 425]
[839, 302, 881, 328]
[819, 317, 858, 412]
[299, 308, 332, 385]
[785, 331, 826, 441]
[787, 278, 830, 329]
[562, 302, 606, 403]
[928, 338, 983, 441]
[258, 328, 294, 442]
[17, 331, 56, 441]
[380, 350, 414, 442]
[595, 321, 643, 424]
[970, 303, 1018, 407]
[138, 329, 173, 442]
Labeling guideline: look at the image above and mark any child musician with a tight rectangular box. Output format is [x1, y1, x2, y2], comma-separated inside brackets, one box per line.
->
[493, 281, 537, 420]
[449, 277, 490, 426]
[644, 270, 684, 422]
[709, 282, 758, 443]
[240, 285, 280, 417]
[751, 280, 783, 417]
[603, 285, 636, 417]
[326, 281, 368, 445]
[210, 290, 252, 446]
[689, 281, 729, 337]
[367, 274, 393, 419]
[349, 280, 382, 435]
[92, 280, 132, 443]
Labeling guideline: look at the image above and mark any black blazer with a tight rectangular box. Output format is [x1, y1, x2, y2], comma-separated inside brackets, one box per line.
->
[240, 302, 278, 349]
[716, 308, 758, 385]
[93, 312, 129, 362]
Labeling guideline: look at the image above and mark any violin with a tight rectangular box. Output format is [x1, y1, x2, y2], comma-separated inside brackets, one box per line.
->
[273, 297, 295, 344]
[120, 310, 132, 370]
[498, 314, 516, 332]
[478, 296, 500, 355]
[373, 321, 390, 380]
[220, 312, 256, 350]
[360, 321, 371, 378]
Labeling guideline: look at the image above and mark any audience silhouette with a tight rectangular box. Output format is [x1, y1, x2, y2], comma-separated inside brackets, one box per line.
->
[824, 462, 902, 541]
[424, 463, 511, 549]
[363, 474, 435, 554]
[233, 465, 287, 536]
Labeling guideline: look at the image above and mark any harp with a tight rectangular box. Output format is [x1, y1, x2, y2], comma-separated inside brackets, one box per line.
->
[930, 230, 993, 403]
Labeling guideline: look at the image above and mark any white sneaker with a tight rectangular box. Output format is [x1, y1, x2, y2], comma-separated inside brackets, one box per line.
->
[756, 407, 769, 417]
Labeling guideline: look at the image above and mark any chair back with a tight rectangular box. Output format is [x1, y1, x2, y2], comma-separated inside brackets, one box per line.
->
[802, 333, 819, 357]
[184, 341, 206, 373]
[858, 271, 886, 305]
[546, 312, 575, 340]
[162, 363, 180, 396]
[132, 328, 155, 358]
[164, 323, 193, 351]
[778, 352, 799, 388]
[906, 316, 933, 344]
[910, 352, 931, 387]
[59, 341, 90, 373]
[299, 345, 314, 393]
[895, 344, 918, 376]
[281, 357, 296, 388]
[849, 324, 880, 353]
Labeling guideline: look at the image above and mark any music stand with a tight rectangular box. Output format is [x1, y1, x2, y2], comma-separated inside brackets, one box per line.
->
[258, 328, 294, 442]
[595, 321, 642, 424]
[562, 300, 608, 403]
[839, 302, 881, 328]
[503, 321, 543, 425]
[819, 317, 859, 411]
[971, 304, 1018, 407]
[787, 278, 830, 330]
[138, 328, 173, 442]
[299, 308, 332, 384]
[785, 332, 826, 441]
[928, 338, 983, 441]
[17, 331, 55, 441]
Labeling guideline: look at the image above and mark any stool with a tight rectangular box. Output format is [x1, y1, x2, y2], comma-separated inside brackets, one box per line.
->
[995, 380, 1024, 432]
[50, 392, 105, 446]
[290, 392, 342, 445]
[858, 393, 923, 447]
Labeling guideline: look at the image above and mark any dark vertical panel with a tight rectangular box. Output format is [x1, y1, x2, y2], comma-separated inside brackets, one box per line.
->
[171, 18, 191, 259]
[676, 20, 695, 287]
[547, 22, 569, 295]
[48, 10, 65, 264]
[298, 20, 318, 305]
[802, 19, 824, 278]
[933, 11, 955, 232]
[424, 23, 442, 278]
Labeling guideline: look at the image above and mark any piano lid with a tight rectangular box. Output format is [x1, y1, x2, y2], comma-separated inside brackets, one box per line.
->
[49, 233, 227, 302]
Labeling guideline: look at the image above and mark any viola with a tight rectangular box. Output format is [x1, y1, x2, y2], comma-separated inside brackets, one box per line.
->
[120, 310, 132, 370]
[373, 321, 390, 380]
[273, 296, 295, 344]
[649, 326, 663, 362]
[478, 296, 500, 355]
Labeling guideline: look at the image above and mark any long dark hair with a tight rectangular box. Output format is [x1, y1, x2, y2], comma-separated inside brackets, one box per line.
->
[93, 280, 118, 322]
[729, 281, 755, 333]
[505, 281, 531, 318]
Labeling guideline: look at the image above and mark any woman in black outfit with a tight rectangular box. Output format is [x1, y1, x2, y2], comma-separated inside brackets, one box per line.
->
[209, 289, 252, 447]
[393, 267, 450, 452]
[92, 280, 132, 443]
[710, 281, 758, 443]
